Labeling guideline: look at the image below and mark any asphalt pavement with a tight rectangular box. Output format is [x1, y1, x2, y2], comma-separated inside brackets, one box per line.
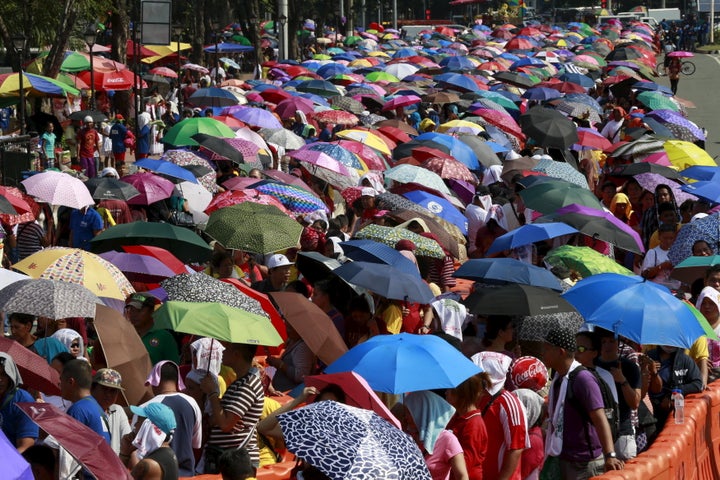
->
[668, 52, 720, 161]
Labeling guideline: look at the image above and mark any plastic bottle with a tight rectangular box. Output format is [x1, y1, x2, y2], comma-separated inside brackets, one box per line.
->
[672, 389, 685, 424]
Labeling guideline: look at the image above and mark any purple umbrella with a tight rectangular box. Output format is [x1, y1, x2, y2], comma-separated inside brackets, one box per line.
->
[447, 178, 475, 205]
[539, 203, 645, 254]
[644, 110, 705, 142]
[274, 97, 315, 120]
[123, 172, 175, 205]
[634, 173, 697, 205]
[221, 105, 283, 129]
[0, 430, 33, 480]
[98, 251, 178, 283]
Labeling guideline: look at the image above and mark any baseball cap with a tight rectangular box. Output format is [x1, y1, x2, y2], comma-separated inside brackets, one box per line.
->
[266, 254, 293, 269]
[509, 356, 548, 392]
[84, 115, 94, 123]
[544, 326, 578, 352]
[93, 368, 125, 390]
[130, 402, 176, 435]
[115, 114, 124, 121]
[471, 351, 512, 396]
[125, 292, 159, 310]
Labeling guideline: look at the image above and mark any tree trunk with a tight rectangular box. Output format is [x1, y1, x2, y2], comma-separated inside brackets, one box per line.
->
[111, 0, 132, 120]
[42, 0, 78, 79]
[191, 0, 206, 64]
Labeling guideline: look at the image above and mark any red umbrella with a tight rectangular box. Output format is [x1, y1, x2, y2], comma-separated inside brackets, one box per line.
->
[505, 37, 536, 50]
[122, 245, 187, 274]
[471, 108, 524, 139]
[17, 402, 132, 480]
[126, 40, 158, 57]
[0, 336, 60, 395]
[0, 186, 35, 225]
[204, 189, 292, 216]
[539, 80, 586, 94]
[274, 97, 315, 120]
[313, 110, 359, 126]
[377, 126, 413, 144]
[148, 66, 178, 78]
[258, 88, 294, 104]
[305, 371, 401, 428]
[375, 119, 418, 135]
[213, 114, 247, 129]
[491, 29, 514, 40]
[78, 69, 136, 91]
[412, 146, 454, 162]
[575, 130, 613, 151]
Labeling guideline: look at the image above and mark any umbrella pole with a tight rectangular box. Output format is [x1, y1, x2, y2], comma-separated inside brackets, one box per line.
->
[208, 337, 214, 371]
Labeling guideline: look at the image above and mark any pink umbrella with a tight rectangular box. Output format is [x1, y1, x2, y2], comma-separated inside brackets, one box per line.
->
[337, 140, 387, 171]
[235, 127, 271, 151]
[21, 171, 94, 209]
[640, 151, 673, 166]
[274, 96, 315, 120]
[471, 108, 524, 139]
[288, 149, 354, 176]
[668, 51, 694, 58]
[223, 176, 264, 191]
[17, 402, 132, 480]
[148, 66, 178, 78]
[204, 189, 292, 216]
[381, 94, 422, 112]
[263, 170, 314, 192]
[123, 172, 175, 205]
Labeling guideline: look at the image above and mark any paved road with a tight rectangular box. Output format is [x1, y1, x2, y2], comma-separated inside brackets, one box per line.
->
[667, 52, 720, 161]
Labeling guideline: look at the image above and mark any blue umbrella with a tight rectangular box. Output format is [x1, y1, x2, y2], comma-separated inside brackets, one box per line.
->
[339, 240, 420, 277]
[633, 81, 673, 95]
[522, 87, 563, 101]
[188, 87, 239, 108]
[433, 73, 483, 93]
[562, 273, 707, 348]
[401, 190, 468, 235]
[333, 261, 434, 303]
[681, 181, 720, 204]
[134, 158, 198, 184]
[317, 63, 350, 78]
[558, 72, 594, 88]
[325, 333, 482, 393]
[453, 258, 563, 291]
[681, 165, 720, 181]
[510, 57, 546, 70]
[203, 42, 253, 53]
[392, 47, 418, 58]
[303, 143, 364, 170]
[668, 213, 720, 265]
[439, 56, 477, 72]
[414, 132, 480, 169]
[486, 222, 579, 255]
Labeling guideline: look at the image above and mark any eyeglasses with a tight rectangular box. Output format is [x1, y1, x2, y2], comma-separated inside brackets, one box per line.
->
[576, 346, 595, 353]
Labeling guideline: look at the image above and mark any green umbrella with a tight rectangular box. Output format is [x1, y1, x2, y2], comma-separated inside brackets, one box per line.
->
[162, 118, 235, 147]
[231, 35, 251, 46]
[204, 203, 303, 254]
[345, 35, 362, 45]
[154, 301, 283, 345]
[544, 245, 633, 279]
[354, 224, 445, 259]
[636, 91, 679, 112]
[365, 71, 400, 83]
[518, 179, 603, 214]
[671, 255, 720, 284]
[90, 221, 211, 263]
[60, 52, 91, 73]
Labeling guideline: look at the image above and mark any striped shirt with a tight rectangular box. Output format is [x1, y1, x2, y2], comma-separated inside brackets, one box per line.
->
[207, 372, 264, 463]
[16, 222, 45, 260]
[478, 390, 529, 480]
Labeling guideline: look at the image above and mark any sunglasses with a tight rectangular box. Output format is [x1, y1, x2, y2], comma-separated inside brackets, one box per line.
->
[576, 346, 595, 353]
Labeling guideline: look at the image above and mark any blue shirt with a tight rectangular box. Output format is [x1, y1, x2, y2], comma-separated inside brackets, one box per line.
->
[137, 125, 151, 155]
[108, 123, 127, 153]
[66, 396, 111, 444]
[70, 208, 104, 251]
[1, 388, 39, 446]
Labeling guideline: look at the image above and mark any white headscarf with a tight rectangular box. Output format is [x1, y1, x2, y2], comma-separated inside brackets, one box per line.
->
[52, 328, 84, 358]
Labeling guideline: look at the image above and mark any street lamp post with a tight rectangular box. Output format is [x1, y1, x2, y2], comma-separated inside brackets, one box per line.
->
[173, 25, 184, 113]
[84, 28, 97, 110]
[11, 35, 27, 135]
[278, 14, 287, 60]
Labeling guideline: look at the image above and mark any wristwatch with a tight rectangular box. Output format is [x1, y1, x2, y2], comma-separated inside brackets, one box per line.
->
[604, 452, 618, 460]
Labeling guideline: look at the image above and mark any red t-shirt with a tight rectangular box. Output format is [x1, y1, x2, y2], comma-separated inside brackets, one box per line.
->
[447, 410, 487, 479]
[78, 127, 100, 158]
[477, 390, 529, 480]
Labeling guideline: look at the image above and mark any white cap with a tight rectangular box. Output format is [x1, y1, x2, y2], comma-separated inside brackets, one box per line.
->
[266, 254, 293, 269]
[84, 115, 94, 123]
[100, 167, 119, 179]
[691, 213, 709, 222]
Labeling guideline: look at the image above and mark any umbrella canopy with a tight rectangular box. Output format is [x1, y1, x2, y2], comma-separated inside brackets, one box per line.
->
[463, 284, 577, 316]
[544, 245, 634, 278]
[21, 171, 93, 209]
[663, 140, 716, 169]
[90, 222, 211, 264]
[0, 336, 61, 395]
[122, 172, 175, 205]
[537, 203, 645, 254]
[13, 247, 134, 300]
[277, 401, 430, 480]
[532, 158, 588, 188]
[84, 178, 140, 202]
[161, 273, 267, 317]
[325, 333, 482, 393]
[162, 117, 235, 147]
[205, 203, 303, 254]
[519, 106, 579, 148]
[134, 158, 198, 184]
[258, 128, 306, 150]
[269, 291, 348, 366]
[454, 258, 563, 291]
[519, 179, 603, 214]
[224, 106, 284, 129]
[188, 87, 240, 108]
[0, 72, 80, 96]
[487, 222, 579, 255]
[668, 213, 720, 265]
[94, 304, 153, 405]
[16, 403, 132, 480]
[563, 273, 707, 348]
[334, 261, 434, 304]
[0, 430, 32, 480]
[339, 240, 420, 277]
[384, 164, 452, 196]
[354, 224, 445, 259]
[401, 190, 468, 235]
[98, 251, 177, 284]
[671, 255, 720, 285]
[154, 301, 283, 345]
[0, 278, 99, 319]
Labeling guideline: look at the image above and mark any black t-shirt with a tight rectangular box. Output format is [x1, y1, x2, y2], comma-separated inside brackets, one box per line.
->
[595, 357, 642, 435]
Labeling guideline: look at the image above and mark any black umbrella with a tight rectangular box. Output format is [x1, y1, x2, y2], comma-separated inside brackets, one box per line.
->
[392, 139, 451, 161]
[462, 284, 577, 316]
[84, 178, 141, 201]
[605, 48, 642, 61]
[0, 195, 18, 215]
[493, 71, 538, 89]
[142, 74, 170, 84]
[519, 107, 579, 148]
[68, 110, 108, 123]
[181, 164, 214, 177]
[192, 133, 244, 163]
[456, 135, 502, 168]
[609, 163, 681, 180]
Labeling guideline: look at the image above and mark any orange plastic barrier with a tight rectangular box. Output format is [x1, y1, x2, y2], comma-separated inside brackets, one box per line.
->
[180, 461, 296, 480]
[591, 384, 720, 480]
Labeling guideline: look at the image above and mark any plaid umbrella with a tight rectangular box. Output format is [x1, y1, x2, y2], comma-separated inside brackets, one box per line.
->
[253, 181, 329, 214]
[668, 213, 720, 265]
[278, 401, 431, 480]
[313, 109, 360, 126]
[258, 128, 306, 150]
[161, 273, 267, 317]
[354, 224, 445, 259]
[330, 96, 365, 114]
[205, 203, 303, 254]
[161, 149, 218, 194]
[384, 164, 452, 195]
[0, 278, 99, 319]
[21, 171, 94, 209]
[13, 247, 134, 300]
[532, 158, 588, 188]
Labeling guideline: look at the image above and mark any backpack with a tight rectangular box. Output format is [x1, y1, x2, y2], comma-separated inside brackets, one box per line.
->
[566, 366, 620, 451]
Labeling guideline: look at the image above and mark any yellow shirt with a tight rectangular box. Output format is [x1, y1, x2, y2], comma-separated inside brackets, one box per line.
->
[382, 303, 403, 334]
[258, 397, 283, 467]
[686, 336, 709, 361]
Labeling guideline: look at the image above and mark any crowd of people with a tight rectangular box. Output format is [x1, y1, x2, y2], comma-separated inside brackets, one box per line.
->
[1, 13, 718, 480]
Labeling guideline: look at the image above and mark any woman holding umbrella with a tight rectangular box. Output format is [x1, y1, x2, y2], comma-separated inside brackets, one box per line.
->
[668, 56, 681, 95]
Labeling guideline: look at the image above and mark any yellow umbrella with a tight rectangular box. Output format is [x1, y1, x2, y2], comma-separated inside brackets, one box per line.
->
[349, 59, 373, 68]
[336, 129, 393, 156]
[141, 42, 192, 64]
[367, 51, 390, 58]
[14, 247, 134, 300]
[663, 140, 716, 170]
[437, 120, 485, 135]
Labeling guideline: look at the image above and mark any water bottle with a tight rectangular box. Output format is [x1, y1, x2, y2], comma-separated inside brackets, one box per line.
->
[672, 389, 685, 424]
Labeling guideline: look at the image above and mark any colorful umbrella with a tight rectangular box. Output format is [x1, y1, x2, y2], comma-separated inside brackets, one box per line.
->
[0, 72, 80, 97]
[668, 213, 720, 265]
[354, 224, 445, 259]
[544, 245, 634, 278]
[336, 130, 392, 156]
[162, 273, 267, 318]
